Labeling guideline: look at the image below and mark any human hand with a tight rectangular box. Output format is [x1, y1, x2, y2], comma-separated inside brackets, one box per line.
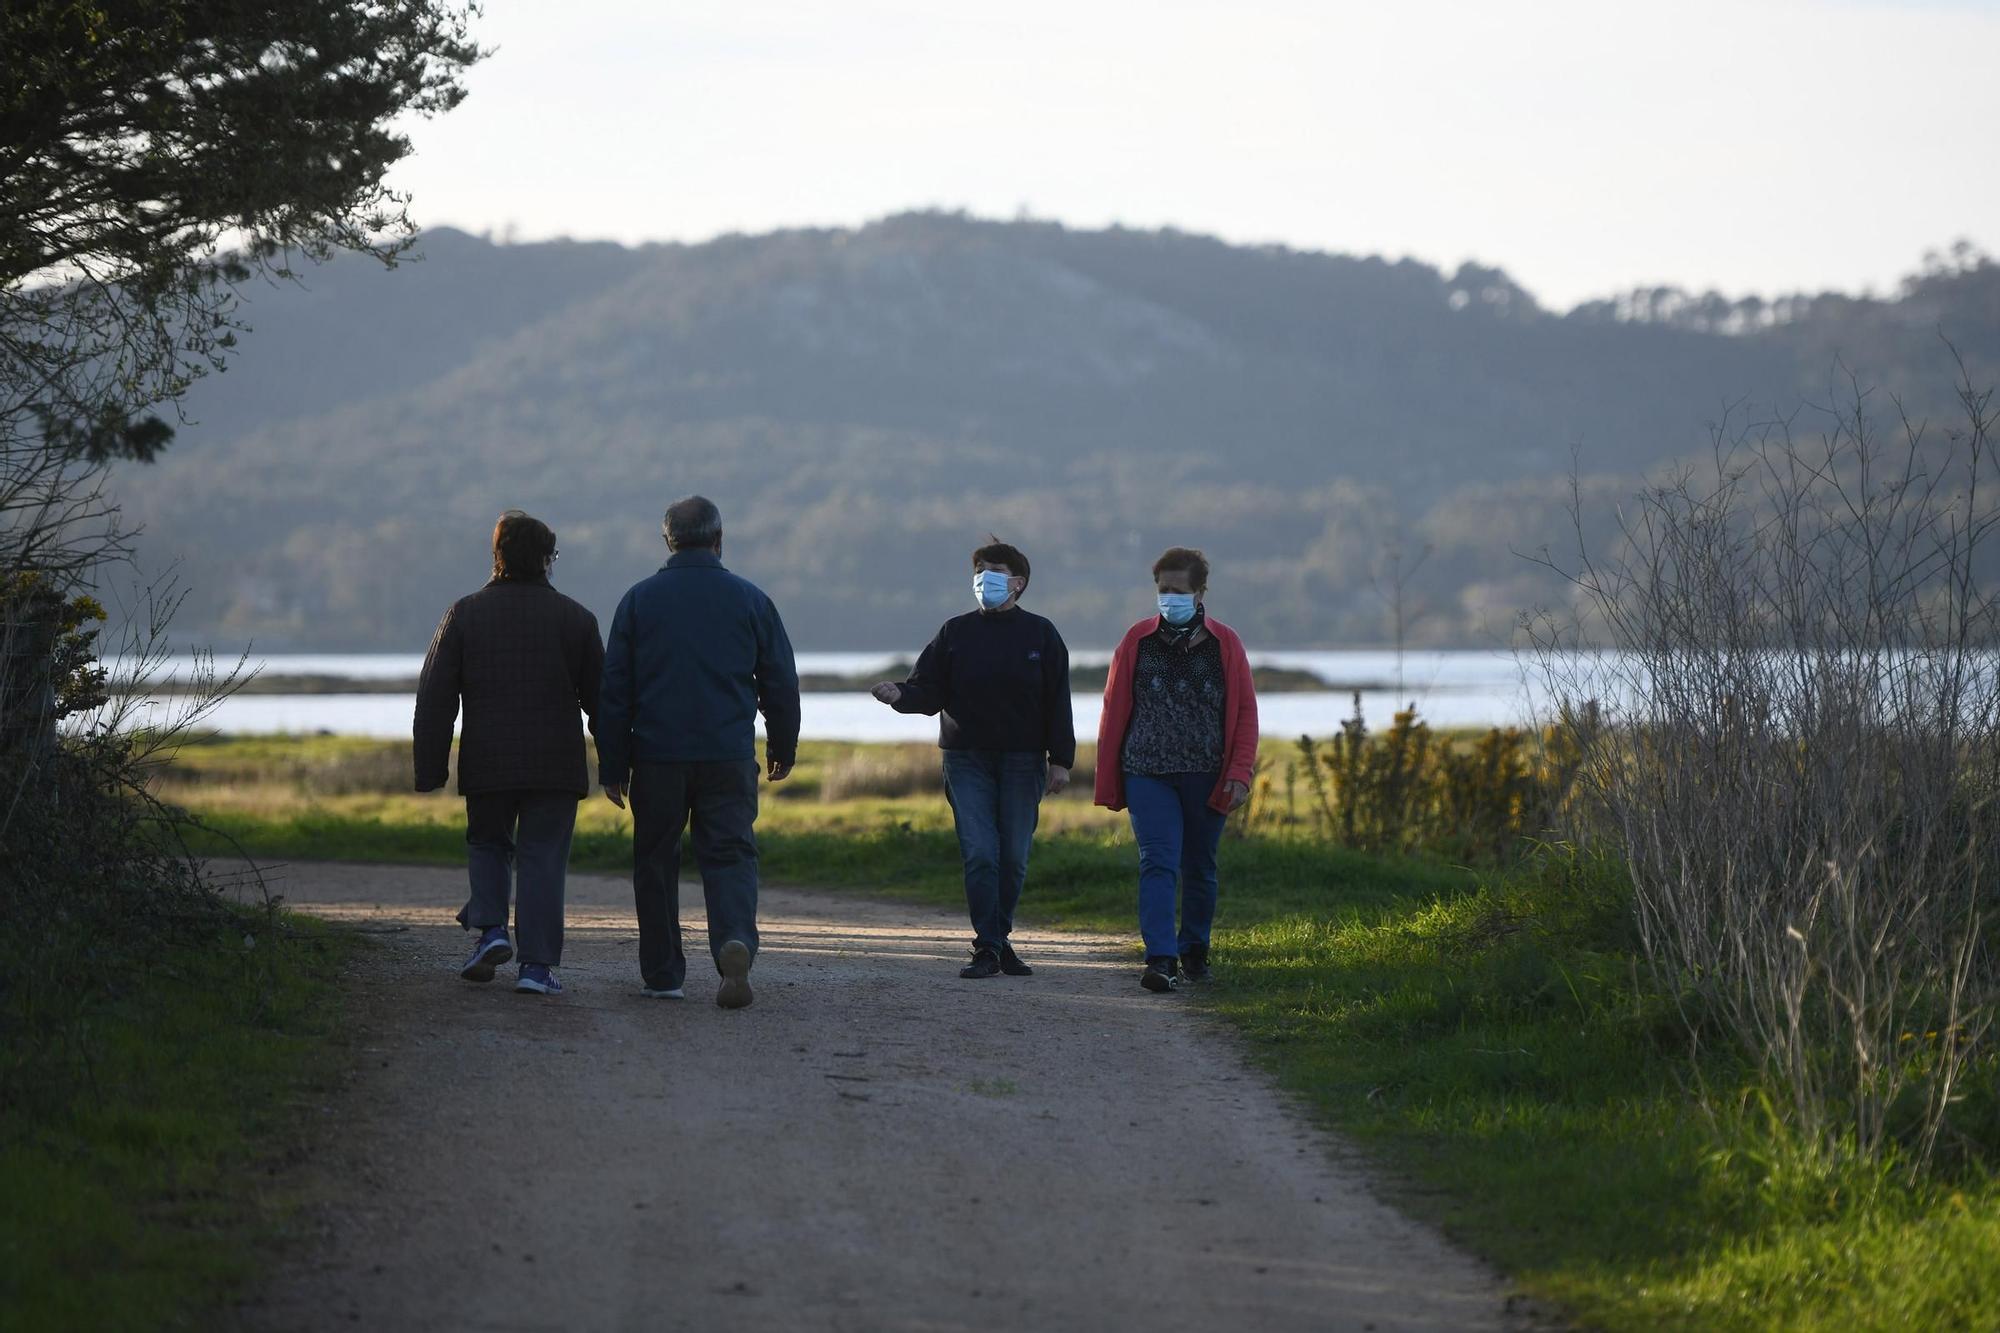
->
[871, 682, 902, 705]
[1045, 764, 1070, 797]
[1222, 779, 1251, 812]
[603, 783, 626, 809]
[768, 758, 794, 782]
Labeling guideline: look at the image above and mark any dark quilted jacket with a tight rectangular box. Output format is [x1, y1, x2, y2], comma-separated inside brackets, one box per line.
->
[413, 577, 605, 796]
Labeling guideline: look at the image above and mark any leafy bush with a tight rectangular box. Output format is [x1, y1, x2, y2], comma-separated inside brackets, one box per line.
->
[1274, 693, 1582, 860]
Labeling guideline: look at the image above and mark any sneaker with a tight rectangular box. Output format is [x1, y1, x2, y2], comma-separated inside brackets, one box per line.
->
[960, 948, 1001, 979]
[514, 963, 562, 995]
[1141, 955, 1180, 993]
[996, 941, 1034, 977]
[715, 939, 754, 1009]
[640, 985, 686, 999]
[1180, 942, 1212, 984]
[460, 926, 513, 982]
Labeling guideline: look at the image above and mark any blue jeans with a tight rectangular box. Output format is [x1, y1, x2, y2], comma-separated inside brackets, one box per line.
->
[941, 749, 1045, 951]
[1125, 771, 1226, 960]
[460, 789, 578, 967]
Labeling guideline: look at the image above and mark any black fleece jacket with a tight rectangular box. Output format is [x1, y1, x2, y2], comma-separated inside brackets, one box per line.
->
[890, 606, 1076, 767]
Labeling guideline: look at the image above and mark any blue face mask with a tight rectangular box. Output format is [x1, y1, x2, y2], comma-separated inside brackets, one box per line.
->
[974, 570, 1013, 610]
[1157, 592, 1198, 626]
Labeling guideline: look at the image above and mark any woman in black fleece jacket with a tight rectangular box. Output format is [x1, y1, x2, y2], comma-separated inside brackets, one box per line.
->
[872, 539, 1076, 978]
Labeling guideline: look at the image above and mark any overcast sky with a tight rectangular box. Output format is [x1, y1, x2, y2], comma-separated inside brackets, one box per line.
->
[386, 0, 2000, 311]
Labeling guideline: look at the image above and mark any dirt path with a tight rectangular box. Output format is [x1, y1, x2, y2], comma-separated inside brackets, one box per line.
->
[224, 860, 1537, 1332]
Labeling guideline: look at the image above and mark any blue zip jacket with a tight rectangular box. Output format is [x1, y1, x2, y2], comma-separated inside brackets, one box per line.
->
[597, 549, 801, 784]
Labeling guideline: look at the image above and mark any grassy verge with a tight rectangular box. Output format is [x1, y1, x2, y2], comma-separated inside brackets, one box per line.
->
[1217, 853, 2000, 1330]
[162, 737, 2000, 1331]
[0, 909, 357, 1332]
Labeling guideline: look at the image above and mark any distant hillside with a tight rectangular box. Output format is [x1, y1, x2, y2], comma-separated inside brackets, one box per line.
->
[112, 214, 2000, 651]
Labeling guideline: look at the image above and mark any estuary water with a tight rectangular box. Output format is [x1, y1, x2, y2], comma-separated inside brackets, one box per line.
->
[109, 649, 1544, 740]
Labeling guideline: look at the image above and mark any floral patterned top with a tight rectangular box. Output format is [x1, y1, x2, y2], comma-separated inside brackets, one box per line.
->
[1118, 625, 1226, 776]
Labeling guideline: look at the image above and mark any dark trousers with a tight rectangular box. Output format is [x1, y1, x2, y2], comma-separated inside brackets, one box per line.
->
[1124, 770, 1226, 960]
[630, 759, 762, 992]
[459, 789, 578, 966]
[941, 748, 1045, 952]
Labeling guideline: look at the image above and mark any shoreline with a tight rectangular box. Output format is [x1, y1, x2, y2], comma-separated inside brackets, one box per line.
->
[113, 662, 1371, 697]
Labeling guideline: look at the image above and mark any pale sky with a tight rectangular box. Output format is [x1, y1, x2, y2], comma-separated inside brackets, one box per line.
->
[387, 0, 2000, 311]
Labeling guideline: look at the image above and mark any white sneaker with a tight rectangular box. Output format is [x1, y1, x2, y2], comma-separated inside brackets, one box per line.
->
[715, 939, 754, 1009]
[640, 985, 686, 999]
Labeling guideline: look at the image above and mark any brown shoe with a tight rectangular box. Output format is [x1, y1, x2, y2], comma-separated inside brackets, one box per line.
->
[715, 939, 754, 1009]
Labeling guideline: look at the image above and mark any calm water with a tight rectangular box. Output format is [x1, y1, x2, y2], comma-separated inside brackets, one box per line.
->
[109, 650, 1543, 739]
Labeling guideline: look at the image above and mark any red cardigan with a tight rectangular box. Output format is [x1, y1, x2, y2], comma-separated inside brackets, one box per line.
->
[1094, 616, 1259, 813]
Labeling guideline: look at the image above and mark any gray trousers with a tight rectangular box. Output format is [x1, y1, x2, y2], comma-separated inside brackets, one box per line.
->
[458, 789, 578, 967]
[630, 759, 761, 992]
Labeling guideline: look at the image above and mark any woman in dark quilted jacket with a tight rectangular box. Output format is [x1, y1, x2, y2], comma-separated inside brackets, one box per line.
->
[414, 510, 604, 997]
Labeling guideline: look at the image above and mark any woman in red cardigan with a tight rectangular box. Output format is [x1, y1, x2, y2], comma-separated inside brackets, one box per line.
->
[1094, 547, 1258, 991]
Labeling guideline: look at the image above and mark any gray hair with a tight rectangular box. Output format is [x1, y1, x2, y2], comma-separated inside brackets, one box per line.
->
[663, 495, 723, 550]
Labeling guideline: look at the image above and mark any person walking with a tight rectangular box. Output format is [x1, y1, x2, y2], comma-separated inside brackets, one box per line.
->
[1094, 547, 1258, 993]
[414, 510, 605, 997]
[598, 496, 800, 1009]
[872, 538, 1075, 979]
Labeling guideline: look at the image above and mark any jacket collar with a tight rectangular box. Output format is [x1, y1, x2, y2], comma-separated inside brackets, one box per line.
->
[664, 549, 723, 570]
[1124, 613, 1239, 653]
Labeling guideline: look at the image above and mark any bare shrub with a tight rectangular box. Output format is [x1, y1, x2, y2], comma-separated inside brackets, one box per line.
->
[1529, 361, 1998, 1173]
[1, 572, 258, 1113]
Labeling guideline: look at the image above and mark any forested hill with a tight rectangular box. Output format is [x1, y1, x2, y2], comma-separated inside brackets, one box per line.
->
[117, 214, 2000, 651]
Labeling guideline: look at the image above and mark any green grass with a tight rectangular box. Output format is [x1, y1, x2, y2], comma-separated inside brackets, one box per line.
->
[154, 735, 2000, 1331]
[177, 801, 1447, 934]
[0, 910, 356, 1333]
[1217, 852, 2000, 1331]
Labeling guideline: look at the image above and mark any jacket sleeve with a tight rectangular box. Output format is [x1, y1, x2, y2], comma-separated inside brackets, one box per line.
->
[412, 604, 462, 791]
[755, 595, 802, 768]
[596, 591, 636, 787]
[891, 624, 950, 716]
[1224, 638, 1260, 787]
[577, 609, 605, 736]
[1093, 629, 1139, 810]
[1043, 624, 1076, 768]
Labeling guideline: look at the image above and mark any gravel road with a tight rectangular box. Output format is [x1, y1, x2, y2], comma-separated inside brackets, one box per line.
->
[222, 860, 1540, 1332]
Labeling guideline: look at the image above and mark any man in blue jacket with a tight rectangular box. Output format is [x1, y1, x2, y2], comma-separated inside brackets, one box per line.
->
[598, 496, 800, 1009]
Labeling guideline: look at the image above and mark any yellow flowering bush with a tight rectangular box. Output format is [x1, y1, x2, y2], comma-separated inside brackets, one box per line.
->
[1286, 692, 1584, 859]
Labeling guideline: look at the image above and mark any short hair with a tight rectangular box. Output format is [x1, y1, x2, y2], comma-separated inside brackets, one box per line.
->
[663, 495, 723, 551]
[492, 510, 556, 581]
[1151, 546, 1210, 592]
[971, 536, 1030, 588]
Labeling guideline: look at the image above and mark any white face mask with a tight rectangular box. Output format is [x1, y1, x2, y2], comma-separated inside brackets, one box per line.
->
[974, 570, 1013, 610]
